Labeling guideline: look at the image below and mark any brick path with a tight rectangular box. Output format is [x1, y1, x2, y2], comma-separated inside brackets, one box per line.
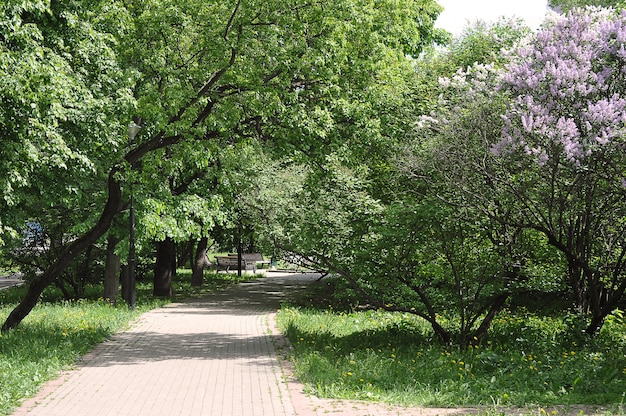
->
[10, 272, 469, 416]
[12, 272, 316, 416]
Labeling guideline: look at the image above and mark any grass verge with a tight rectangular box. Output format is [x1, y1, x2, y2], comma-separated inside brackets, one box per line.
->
[275, 278, 626, 414]
[0, 269, 256, 416]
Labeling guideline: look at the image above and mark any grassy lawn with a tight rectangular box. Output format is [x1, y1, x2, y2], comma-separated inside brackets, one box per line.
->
[0, 269, 255, 416]
[276, 278, 626, 414]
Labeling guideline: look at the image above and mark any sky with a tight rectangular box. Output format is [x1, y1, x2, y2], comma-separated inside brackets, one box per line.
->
[434, 0, 550, 36]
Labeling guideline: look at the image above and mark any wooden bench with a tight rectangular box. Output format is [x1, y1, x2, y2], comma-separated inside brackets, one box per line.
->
[242, 253, 270, 271]
[216, 253, 269, 273]
[215, 256, 246, 272]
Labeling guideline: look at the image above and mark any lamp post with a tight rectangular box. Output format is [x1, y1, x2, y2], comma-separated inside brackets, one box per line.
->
[128, 122, 141, 309]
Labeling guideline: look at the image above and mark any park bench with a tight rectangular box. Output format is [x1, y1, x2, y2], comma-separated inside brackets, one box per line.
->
[215, 255, 246, 272]
[241, 253, 270, 271]
[216, 253, 269, 273]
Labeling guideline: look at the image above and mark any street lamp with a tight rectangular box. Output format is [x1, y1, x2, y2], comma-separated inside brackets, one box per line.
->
[127, 122, 140, 309]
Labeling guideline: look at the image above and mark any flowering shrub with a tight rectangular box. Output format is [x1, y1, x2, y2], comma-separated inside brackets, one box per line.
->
[498, 7, 626, 167]
[495, 7, 626, 335]
[409, 7, 626, 337]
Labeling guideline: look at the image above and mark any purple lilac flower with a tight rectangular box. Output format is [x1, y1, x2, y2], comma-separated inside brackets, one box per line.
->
[497, 7, 626, 166]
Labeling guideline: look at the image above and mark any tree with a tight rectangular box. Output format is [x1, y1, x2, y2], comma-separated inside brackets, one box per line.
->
[0, 0, 135, 295]
[403, 59, 569, 345]
[408, 7, 626, 337]
[493, 6, 626, 334]
[2, 0, 446, 331]
[243, 20, 536, 347]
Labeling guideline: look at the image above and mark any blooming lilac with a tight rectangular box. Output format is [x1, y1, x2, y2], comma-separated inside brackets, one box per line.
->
[497, 7, 626, 167]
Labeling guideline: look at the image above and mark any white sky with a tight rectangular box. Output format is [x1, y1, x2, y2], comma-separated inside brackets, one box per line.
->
[435, 0, 550, 36]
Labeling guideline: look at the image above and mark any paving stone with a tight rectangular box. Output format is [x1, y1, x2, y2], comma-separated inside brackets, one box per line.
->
[12, 272, 318, 416]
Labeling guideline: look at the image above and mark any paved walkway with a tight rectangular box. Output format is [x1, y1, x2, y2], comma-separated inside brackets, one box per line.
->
[10, 272, 466, 416]
[0, 274, 23, 291]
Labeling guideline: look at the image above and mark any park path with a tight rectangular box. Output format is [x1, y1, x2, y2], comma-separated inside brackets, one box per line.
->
[11, 272, 466, 416]
[0, 274, 23, 291]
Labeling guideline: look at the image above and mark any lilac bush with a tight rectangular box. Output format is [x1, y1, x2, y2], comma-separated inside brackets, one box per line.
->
[498, 7, 626, 166]
[410, 7, 626, 336]
[497, 7, 626, 335]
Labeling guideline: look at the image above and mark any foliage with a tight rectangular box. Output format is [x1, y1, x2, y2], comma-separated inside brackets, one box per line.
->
[433, 18, 531, 72]
[255, 153, 561, 345]
[495, 7, 626, 334]
[277, 284, 626, 409]
[0, 0, 135, 270]
[2, 0, 447, 330]
[0, 0, 132, 202]
[207, 143, 268, 253]
[404, 7, 626, 337]
[247, 19, 539, 347]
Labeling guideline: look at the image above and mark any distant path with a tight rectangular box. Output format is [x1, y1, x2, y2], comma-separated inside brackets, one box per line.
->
[0, 273, 23, 291]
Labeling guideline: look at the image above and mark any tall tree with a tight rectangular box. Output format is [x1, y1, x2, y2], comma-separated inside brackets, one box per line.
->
[0, 0, 135, 296]
[2, 0, 445, 330]
[248, 20, 535, 347]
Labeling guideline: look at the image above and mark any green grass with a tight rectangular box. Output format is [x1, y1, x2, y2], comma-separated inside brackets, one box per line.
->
[0, 268, 257, 416]
[275, 279, 626, 414]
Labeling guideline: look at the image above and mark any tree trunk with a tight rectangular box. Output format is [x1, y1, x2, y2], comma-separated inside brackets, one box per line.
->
[104, 237, 121, 304]
[54, 279, 72, 300]
[237, 224, 243, 277]
[120, 265, 130, 304]
[2, 172, 123, 331]
[78, 244, 95, 297]
[247, 231, 255, 254]
[585, 279, 626, 336]
[171, 248, 177, 278]
[154, 238, 175, 297]
[178, 240, 194, 268]
[470, 293, 509, 346]
[191, 237, 210, 287]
